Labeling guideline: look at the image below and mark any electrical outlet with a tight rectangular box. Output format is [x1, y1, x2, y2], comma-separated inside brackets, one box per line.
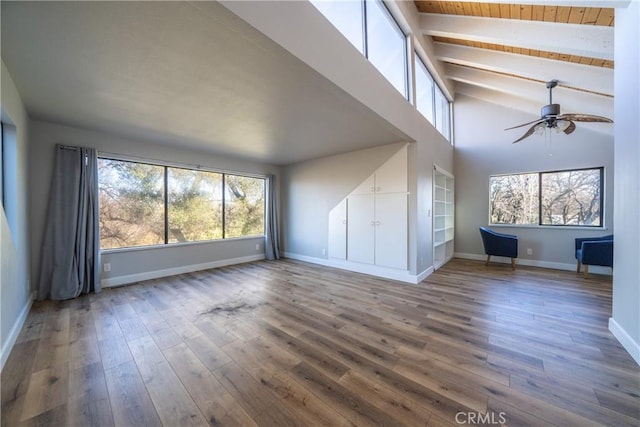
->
[322, 248, 326, 256]
[527, 248, 533, 255]
[103, 263, 111, 272]
[255, 243, 260, 251]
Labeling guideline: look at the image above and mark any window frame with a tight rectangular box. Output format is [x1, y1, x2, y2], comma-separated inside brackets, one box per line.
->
[98, 156, 266, 252]
[414, 53, 435, 125]
[489, 167, 605, 228]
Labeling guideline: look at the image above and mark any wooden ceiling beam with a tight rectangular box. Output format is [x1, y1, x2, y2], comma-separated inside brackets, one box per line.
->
[434, 42, 613, 95]
[420, 13, 613, 60]
[445, 63, 613, 118]
[453, 82, 614, 136]
[422, 1, 630, 7]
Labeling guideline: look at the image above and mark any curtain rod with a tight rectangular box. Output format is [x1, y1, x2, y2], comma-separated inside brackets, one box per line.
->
[59, 144, 79, 150]
[96, 150, 269, 179]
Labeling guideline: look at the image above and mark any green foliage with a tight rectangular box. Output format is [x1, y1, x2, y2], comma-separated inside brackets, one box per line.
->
[98, 159, 265, 249]
[168, 168, 223, 242]
[224, 175, 265, 238]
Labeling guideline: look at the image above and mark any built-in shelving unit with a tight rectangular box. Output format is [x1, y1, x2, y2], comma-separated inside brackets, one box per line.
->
[433, 165, 454, 270]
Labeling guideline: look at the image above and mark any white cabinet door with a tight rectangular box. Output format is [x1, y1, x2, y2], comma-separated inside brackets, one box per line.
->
[347, 194, 375, 265]
[375, 193, 407, 270]
[328, 199, 347, 260]
[374, 145, 407, 193]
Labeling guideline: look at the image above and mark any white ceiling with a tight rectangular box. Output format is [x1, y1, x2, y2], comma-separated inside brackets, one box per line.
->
[1, 1, 408, 165]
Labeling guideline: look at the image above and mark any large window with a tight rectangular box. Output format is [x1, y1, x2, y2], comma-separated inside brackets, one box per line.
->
[365, 0, 407, 97]
[98, 158, 265, 250]
[490, 167, 603, 227]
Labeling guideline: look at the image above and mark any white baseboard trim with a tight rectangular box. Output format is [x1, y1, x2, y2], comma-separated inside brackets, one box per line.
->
[1, 292, 34, 372]
[453, 252, 612, 275]
[416, 267, 434, 283]
[283, 252, 430, 284]
[609, 317, 640, 365]
[101, 254, 265, 288]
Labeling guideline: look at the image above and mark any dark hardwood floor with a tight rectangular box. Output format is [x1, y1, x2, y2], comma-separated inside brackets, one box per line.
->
[2, 258, 639, 426]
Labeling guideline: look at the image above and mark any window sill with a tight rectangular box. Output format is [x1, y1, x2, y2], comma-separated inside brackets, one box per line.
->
[101, 235, 265, 254]
[489, 224, 608, 231]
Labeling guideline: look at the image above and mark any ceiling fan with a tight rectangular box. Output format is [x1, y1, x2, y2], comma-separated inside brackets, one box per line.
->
[505, 80, 613, 144]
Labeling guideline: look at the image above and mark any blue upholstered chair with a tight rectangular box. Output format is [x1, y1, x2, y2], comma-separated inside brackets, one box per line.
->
[479, 227, 519, 270]
[575, 235, 613, 278]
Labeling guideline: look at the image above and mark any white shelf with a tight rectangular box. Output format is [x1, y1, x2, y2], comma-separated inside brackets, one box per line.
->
[433, 166, 454, 270]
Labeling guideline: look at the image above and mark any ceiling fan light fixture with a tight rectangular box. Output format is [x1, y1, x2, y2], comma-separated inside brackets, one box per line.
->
[556, 119, 571, 132]
[506, 80, 612, 144]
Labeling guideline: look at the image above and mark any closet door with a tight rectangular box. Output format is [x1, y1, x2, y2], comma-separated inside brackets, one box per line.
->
[328, 199, 347, 259]
[375, 192, 407, 270]
[347, 194, 375, 265]
[374, 145, 407, 193]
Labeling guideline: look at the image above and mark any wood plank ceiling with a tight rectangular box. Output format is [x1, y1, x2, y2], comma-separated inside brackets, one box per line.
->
[414, 1, 617, 125]
[415, 1, 614, 68]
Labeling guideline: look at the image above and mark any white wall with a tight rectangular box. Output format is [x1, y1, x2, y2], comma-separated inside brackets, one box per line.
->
[454, 94, 614, 269]
[610, 1, 640, 365]
[29, 120, 281, 288]
[224, 1, 453, 278]
[1, 61, 31, 370]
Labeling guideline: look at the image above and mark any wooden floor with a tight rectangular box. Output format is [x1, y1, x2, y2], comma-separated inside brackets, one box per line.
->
[2, 258, 639, 426]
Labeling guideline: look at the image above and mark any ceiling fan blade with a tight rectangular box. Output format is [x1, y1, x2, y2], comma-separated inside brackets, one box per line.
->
[563, 120, 576, 135]
[504, 118, 545, 131]
[512, 123, 539, 143]
[558, 113, 613, 123]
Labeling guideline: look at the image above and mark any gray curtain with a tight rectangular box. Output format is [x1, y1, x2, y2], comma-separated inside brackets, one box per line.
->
[265, 174, 280, 260]
[37, 144, 100, 300]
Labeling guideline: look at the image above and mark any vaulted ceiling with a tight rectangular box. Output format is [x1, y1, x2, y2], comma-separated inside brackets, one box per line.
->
[413, 1, 621, 131]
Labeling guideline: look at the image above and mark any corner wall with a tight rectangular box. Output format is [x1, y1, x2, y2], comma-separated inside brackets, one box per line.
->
[454, 94, 614, 269]
[28, 119, 281, 289]
[611, 1, 640, 364]
[1, 61, 31, 370]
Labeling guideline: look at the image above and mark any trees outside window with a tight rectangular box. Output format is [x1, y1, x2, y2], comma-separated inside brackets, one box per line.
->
[98, 159, 164, 249]
[168, 168, 223, 243]
[224, 175, 265, 238]
[98, 158, 265, 249]
[490, 167, 603, 227]
[541, 169, 602, 226]
[490, 173, 539, 225]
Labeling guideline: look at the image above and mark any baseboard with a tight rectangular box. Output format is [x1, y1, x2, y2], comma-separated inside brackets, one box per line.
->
[453, 252, 613, 275]
[101, 254, 265, 288]
[1, 291, 34, 372]
[609, 317, 640, 365]
[283, 252, 430, 284]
